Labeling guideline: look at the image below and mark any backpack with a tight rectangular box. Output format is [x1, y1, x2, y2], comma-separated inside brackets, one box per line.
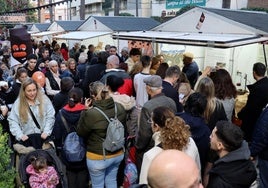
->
[59, 110, 86, 162]
[94, 104, 125, 157]
[123, 158, 138, 188]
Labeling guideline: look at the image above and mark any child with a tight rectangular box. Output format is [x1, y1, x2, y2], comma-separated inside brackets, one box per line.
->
[26, 156, 59, 188]
[59, 62, 72, 79]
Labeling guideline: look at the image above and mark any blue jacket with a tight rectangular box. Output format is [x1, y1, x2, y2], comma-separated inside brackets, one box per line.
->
[178, 112, 211, 172]
[250, 105, 268, 160]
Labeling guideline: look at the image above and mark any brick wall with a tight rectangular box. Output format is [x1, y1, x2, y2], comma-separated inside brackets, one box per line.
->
[248, 0, 268, 8]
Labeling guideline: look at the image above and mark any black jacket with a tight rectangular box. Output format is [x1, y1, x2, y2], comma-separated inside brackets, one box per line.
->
[238, 77, 268, 141]
[82, 63, 106, 98]
[162, 80, 183, 112]
[207, 141, 257, 188]
[178, 112, 211, 174]
[52, 103, 87, 171]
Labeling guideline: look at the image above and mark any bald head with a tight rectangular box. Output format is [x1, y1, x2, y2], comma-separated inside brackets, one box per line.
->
[148, 150, 202, 188]
[106, 55, 119, 69]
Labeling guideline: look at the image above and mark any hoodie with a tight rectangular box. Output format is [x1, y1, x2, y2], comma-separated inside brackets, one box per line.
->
[207, 141, 257, 188]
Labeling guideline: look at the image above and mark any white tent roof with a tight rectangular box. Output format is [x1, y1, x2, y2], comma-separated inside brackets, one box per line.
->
[113, 31, 268, 48]
[54, 31, 112, 40]
[31, 31, 63, 37]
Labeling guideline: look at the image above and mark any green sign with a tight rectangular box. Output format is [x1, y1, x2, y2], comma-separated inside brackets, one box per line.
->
[166, 0, 206, 9]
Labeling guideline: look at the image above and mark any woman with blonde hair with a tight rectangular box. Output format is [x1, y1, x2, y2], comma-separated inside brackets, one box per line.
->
[77, 81, 126, 188]
[139, 106, 200, 184]
[8, 78, 55, 149]
[195, 77, 227, 131]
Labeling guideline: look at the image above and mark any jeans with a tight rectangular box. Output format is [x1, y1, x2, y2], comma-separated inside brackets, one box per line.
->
[87, 154, 124, 188]
[258, 158, 268, 188]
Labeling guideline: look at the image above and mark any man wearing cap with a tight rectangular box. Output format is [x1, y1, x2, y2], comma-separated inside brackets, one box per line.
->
[135, 75, 177, 173]
[182, 52, 199, 88]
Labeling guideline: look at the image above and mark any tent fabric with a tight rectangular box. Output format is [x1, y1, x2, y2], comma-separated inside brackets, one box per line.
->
[54, 31, 112, 40]
[31, 31, 64, 37]
[112, 31, 268, 48]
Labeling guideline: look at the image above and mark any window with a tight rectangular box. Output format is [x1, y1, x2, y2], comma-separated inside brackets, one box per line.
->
[222, 0, 231, 8]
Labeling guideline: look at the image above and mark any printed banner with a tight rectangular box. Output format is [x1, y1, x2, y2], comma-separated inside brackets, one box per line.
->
[166, 0, 206, 9]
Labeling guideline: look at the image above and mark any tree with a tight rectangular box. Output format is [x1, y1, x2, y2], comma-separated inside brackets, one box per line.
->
[241, 7, 268, 13]
[119, 12, 134, 16]
[0, 0, 29, 13]
[0, 126, 16, 188]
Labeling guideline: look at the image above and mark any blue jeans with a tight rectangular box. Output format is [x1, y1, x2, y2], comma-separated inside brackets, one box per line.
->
[259, 158, 268, 188]
[87, 154, 124, 188]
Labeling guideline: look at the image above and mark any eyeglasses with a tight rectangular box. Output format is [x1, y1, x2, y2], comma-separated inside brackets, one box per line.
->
[147, 118, 153, 124]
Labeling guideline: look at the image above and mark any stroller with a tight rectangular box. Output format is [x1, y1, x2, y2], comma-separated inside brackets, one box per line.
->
[18, 148, 68, 188]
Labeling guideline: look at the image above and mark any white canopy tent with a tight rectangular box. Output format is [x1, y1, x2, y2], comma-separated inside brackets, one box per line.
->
[113, 31, 268, 48]
[31, 31, 64, 37]
[54, 31, 112, 41]
[31, 31, 64, 43]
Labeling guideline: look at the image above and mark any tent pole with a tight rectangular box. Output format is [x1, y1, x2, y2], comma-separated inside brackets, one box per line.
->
[263, 43, 267, 70]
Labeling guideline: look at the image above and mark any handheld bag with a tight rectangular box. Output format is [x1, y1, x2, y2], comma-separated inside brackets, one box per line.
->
[60, 110, 86, 162]
[94, 104, 125, 158]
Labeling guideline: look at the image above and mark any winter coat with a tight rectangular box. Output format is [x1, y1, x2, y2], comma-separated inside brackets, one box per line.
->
[250, 104, 268, 160]
[135, 93, 177, 152]
[162, 80, 183, 112]
[26, 164, 59, 188]
[100, 69, 133, 96]
[8, 95, 55, 141]
[178, 112, 211, 172]
[238, 77, 268, 141]
[82, 63, 106, 98]
[52, 103, 87, 171]
[77, 97, 126, 156]
[207, 141, 257, 188]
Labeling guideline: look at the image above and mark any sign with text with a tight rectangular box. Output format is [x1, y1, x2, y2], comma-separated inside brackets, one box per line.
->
[166, 0, 206, 9]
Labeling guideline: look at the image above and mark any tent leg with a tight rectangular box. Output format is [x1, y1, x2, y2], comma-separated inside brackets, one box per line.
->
[263, 44, 267, 71]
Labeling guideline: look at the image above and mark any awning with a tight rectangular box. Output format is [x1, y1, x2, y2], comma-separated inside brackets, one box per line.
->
[112, 31, 268, 48]
[54, 31, 112, 41]
[31, 30, 64, 37]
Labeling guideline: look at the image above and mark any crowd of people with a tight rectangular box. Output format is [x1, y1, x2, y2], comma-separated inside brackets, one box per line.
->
[0, 39, 267, 188]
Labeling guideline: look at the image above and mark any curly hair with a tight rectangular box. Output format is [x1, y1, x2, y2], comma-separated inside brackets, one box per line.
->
[152, 106, 190, 151]
[161, 116, 191, 151]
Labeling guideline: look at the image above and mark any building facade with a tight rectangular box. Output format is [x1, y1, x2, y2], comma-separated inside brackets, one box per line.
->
[33, 0, 259, 23]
